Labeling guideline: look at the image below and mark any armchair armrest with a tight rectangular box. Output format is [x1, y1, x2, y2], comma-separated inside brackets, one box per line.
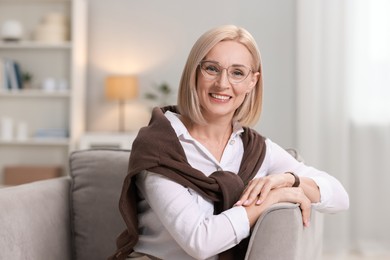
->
[245, 203, 323, 260]
[0, 177, 72, 260]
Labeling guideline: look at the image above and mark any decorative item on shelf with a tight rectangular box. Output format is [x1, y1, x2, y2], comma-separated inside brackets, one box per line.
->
[42, 77, 56, 92]
[16, 121, 28, 141]
[57, 78, 69, 91]
[41, 77, 68, 92]
[0, 117, 14, 141]
[105, 75, 138, 132]
[145, 82, 173, 107]
[22, 71, 33, 89]
[33, 12, 69, 43]
[1, 20, 23, 42]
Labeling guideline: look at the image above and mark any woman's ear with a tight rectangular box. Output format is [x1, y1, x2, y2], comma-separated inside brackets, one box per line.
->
[248, 71, 260, 90]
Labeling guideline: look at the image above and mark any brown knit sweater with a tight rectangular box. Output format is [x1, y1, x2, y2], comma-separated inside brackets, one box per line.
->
[109, 106, 266, 260]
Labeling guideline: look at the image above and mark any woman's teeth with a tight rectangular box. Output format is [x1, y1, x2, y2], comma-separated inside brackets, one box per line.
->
[210, 93, 230, 100]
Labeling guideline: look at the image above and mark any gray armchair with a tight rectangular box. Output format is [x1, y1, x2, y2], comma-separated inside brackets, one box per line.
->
[0, 149, 323, 260]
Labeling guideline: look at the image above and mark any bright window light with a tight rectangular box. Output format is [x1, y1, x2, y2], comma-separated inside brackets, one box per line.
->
[349, 0, 390, 124]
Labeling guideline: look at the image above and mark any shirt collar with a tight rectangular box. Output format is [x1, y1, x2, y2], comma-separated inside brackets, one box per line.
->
[164, 110, 244, 140]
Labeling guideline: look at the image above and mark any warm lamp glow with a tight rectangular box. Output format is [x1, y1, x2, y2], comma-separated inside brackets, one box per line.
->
[105, 75, 138, 100]
[105, 75, 138, 132]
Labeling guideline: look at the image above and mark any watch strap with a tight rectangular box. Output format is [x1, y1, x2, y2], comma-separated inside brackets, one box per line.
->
[285, 171, 300, 187]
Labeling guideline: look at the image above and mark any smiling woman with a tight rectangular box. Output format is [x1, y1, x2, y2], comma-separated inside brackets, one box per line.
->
[109, 25, 349, 260]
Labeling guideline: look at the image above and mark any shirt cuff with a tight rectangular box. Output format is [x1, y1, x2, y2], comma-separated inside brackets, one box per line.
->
[222, 206, 250, 243]
[308, 175, 332, 209]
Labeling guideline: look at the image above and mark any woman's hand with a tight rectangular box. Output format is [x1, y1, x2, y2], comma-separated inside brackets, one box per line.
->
[243, 187, 312, 227]
[235, 173, 295, 206]
[276, 187, 312, 227]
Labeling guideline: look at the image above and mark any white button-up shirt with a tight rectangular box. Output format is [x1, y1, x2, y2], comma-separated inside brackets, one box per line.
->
[133, 111, 348, 260]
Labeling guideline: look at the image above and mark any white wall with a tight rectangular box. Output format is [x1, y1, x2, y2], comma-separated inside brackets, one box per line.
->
[86, 0, 296, 148]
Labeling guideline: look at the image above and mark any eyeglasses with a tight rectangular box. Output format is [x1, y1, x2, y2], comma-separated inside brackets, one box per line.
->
[199, 60, 253, 84]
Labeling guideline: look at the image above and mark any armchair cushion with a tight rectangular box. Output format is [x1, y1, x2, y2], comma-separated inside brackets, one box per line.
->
[245, 203, 323, 260]
[0, 177, 72, 260]
[69, 149, 129, 260]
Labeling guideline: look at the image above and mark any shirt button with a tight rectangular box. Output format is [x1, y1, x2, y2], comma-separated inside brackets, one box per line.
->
[217, 167, 223, 171]
[229, 139, 235, 145]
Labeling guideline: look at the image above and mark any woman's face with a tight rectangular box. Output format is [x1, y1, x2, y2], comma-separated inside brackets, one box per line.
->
[196, 40, 259, 123]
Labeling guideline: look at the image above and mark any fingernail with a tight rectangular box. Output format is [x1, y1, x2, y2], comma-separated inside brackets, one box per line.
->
[256, 199, 262, 205]
[243, 200, 250, 206]
[234, 201, 242, 206]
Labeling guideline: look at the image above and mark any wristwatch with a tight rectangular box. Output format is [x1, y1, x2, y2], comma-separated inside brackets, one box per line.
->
[285, 171, 300, 187]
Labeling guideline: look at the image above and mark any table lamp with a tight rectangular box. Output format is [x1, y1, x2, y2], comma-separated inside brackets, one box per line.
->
[105, 75, 138, 132]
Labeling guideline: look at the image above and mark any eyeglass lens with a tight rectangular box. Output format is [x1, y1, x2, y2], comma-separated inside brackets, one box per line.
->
[199, 61, 251, 83]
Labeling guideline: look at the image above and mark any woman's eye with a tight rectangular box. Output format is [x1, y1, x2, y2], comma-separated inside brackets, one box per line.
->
[206, 65, 219, 73]
[231, 69, 244, 77]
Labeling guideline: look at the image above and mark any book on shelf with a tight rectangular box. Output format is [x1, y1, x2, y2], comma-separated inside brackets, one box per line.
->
[0, 59, 5, 91]
[0, 58, 23, 91]
[13, 61, 23, 89]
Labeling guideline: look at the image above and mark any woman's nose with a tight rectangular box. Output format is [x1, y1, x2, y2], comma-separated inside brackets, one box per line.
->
[216, 69, 230, 87]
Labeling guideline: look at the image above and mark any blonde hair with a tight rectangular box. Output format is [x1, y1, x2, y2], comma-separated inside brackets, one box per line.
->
[177, 25, 263, 126]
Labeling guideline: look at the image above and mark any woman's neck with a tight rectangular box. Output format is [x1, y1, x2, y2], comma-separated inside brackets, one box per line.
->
[181, 116, 233, 162]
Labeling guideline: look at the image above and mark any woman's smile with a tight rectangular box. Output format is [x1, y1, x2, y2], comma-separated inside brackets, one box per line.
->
[209, 93, 231, 102]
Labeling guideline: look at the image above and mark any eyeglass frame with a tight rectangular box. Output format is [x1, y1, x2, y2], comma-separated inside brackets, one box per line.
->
[198, 60, 254, 84]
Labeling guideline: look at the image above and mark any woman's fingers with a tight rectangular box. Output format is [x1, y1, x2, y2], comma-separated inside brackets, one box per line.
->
[286, 187, 312, 227]
[235, 180, 251, 206]
[236, 176, 278, 206]
[244, 178, 265, 205]
[267, 186, 312, 228]
[299, 197, 312, 227]
[239, 185, 313, 228]
[235, 178, 264, 206]
[256, 181, 273, 204]
[236, 174, 298, 207]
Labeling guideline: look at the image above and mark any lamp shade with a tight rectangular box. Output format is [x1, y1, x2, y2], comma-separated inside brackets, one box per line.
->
[105, 75, 138, 100]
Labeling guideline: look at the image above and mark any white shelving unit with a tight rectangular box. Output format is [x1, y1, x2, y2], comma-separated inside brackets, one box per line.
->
[0, 0, 87, 184]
